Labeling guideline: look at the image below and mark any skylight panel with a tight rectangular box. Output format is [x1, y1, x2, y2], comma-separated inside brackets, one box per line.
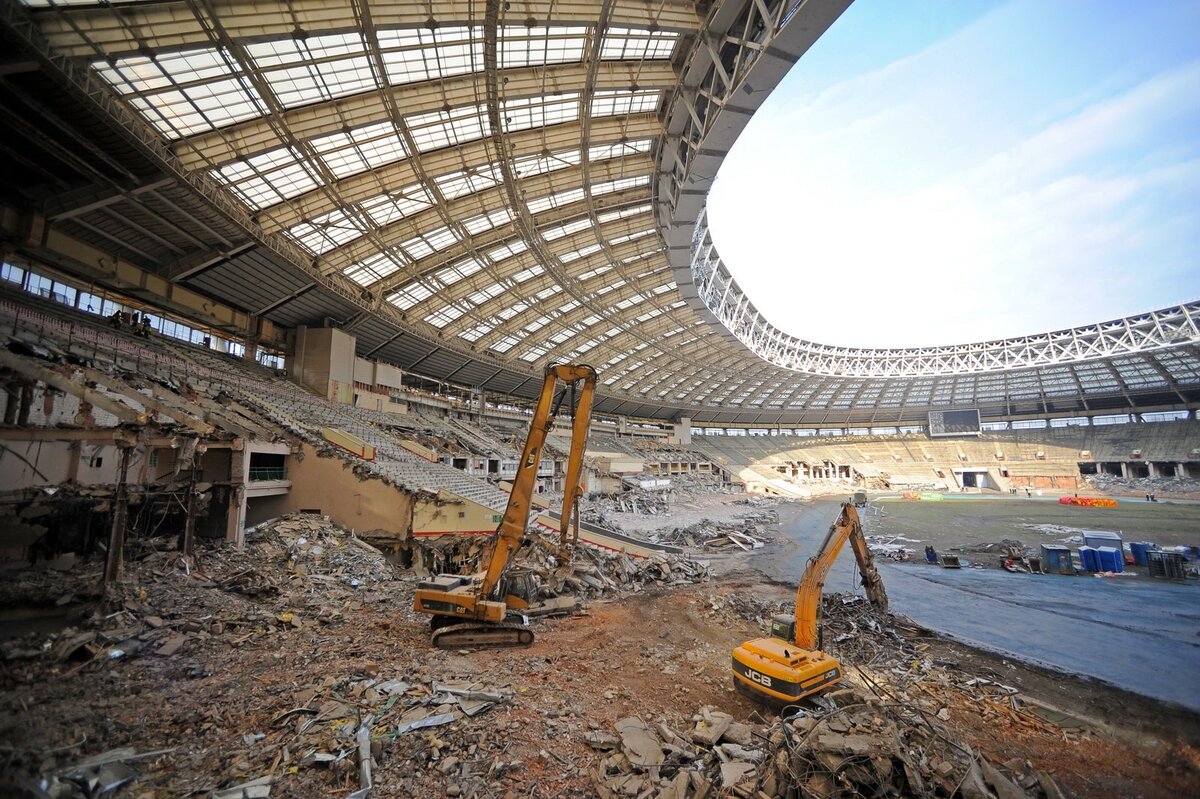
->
[407, 105, 490, 152]
[212, 146, 319, 211]
[514, 150, 581, 178]
[597, 280, 627, 296]
[94, 45, 268, 139]
[497, 302, 529, 321]
[535, 286, 562, 301]
[527, 187, 585, 214]
[559, 300, 581, 313]
[600, 27, 679, 60]
[361, 186, 435, 226]
[435, 258, 485, 286]
[592, 90, 661, 117]
[560, 243, 602, 263]
[520, 344, 551, 363]
[636, 308, 664, 322]
[542, 218, 591, 241]
[492, 335, 522, 354]
[388, 281, 434, 310]
[462, 208, 513, 235]
[489, 239, 529, 262]
[247, 33, 375, 108]
[501, 94, 579, 132]
[311, 121, 407, 178]
[287, 208, 367, 254]
[589, 139, 653, 160]
[379, 26, 483, 84]
[458, 322, 495, 343]
[652, 282, 676, 294]
[579, 264, 613, 281]
[425, 305, 466, 328]
[499, 25, 588, 69]
[345, 252, 404, 286]
[436, 166, 503, 200]
[581, 315, 601, 326]
[468, 283, 507, 304]
[400, 226, 460, 261]
[512, 264, 543, 283]
[614, 294, 647, 310]
[593, 175, 650, 196]
[598, 203, 652, 223]
[610, 228, 657, 246]
[549, 329, 577, 345]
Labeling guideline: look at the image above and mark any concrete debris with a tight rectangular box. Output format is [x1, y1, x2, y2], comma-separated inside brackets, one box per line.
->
[595, 685, 1064, 798]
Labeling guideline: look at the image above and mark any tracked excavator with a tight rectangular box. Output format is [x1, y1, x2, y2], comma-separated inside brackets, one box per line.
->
[732, 503, 888, 705]
[413, 363, 596, 649]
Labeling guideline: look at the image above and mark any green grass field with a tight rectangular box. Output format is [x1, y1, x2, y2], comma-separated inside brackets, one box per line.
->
[867, 496, 1200, 550]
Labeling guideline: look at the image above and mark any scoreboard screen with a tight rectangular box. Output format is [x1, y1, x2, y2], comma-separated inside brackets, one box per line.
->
[928, 409, 981, 437]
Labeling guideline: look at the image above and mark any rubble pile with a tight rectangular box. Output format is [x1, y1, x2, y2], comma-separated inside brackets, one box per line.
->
[651, 504, 778, 550]
[590, 694, 1063, 799]
[410, 532, 710, 600]
[592, 595, 1067, 798]
[582, 486, 672, 520]
[1, 513, 400, 670]
[1083, 473, 1200, 496]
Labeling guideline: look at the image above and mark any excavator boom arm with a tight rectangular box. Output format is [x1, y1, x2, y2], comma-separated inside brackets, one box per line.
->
[792, 503, 885, 648]
[478, 364, 596, 599]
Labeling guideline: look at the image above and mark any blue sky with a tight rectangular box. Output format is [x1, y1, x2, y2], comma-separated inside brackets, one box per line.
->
[706, 0, 1200, 348]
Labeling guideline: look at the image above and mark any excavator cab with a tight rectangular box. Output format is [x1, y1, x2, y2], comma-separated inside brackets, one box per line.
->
[769, 614, 796, 642]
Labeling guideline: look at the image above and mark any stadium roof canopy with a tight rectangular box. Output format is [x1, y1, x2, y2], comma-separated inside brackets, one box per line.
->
[1, 0, 1197, 426]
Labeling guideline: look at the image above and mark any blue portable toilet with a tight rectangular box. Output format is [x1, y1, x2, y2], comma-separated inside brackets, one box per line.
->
[1096, 546, 1124, 573]
[1129, 542, 1155, 566]
[1078, 546, 1099, 572]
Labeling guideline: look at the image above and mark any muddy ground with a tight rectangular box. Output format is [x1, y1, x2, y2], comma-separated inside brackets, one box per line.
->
[1, 498, 1198, 798]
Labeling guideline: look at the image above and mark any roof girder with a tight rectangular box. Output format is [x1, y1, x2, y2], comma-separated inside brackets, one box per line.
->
[255, 117, 659, 231]
[315, 154, 653, 274]
[34, 0, 704, 58]
[177, 60, 677, 169]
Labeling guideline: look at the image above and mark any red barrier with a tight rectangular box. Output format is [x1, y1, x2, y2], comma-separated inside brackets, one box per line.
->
[1058, 496, 1118, 508]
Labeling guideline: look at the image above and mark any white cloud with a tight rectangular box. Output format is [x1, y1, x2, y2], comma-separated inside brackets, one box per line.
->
[707, 25, 1200, 348]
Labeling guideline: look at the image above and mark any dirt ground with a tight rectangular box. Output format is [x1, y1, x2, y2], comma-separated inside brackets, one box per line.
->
[2, 496, 1199, 797]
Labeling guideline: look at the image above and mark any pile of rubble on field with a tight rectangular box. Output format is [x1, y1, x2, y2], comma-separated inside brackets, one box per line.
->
[1, 514, 402, 678]
[30, 674, 514, 799]
[582, 486, 672, 519]
[410, 530, 709, 603]
[590, 695, 1064, 799]
[1083, 473, 1200, 496]
[595, 592, 1067, 798]
[651, 503, 778, 550]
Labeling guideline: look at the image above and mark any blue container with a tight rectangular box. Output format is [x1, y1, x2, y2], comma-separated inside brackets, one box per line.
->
[1078, 546, 1099, 572]
[1040, 544, 1072, 572]
[1083, 530, 1124, 554]
[1096, 546, 1123, 573]
[1130, 542, 1155, 566]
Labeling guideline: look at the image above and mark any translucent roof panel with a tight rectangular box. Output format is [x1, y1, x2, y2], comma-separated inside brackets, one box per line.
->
[592, 90, 661, 117]
[344, 252, 405, 286]
[211, 146, 320, 211]
[311, 121, 408, 178]
[246, 33, 376, 108]
[93, 48, 266, 138]
[600, 28, 680, 60]
[378, 26, 483, 84]
[407, 105, 491, 153]
[287, 208, 368, 255]
[498, 26, 588, 68]
[361, 186, 435, 227]
[388, 281, 434, 310]
[399, 226, 461, 261]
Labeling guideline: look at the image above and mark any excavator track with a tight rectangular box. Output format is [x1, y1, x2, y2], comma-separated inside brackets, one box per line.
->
[431, 622, 534, 650]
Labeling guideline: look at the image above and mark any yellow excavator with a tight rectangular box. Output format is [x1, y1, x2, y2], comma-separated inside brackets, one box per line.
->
[732, 503, 888, 704]
[412, 363, 596, 648]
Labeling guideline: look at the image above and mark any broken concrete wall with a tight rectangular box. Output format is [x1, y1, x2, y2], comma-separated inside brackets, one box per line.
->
[411, 492, 501, 537]
[243, 442, 412, 539]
